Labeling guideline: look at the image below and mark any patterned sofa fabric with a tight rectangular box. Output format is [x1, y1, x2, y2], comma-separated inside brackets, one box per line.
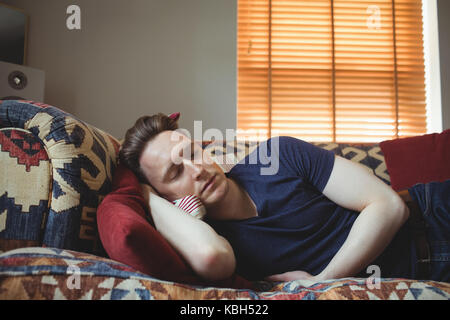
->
[0, 100, 120, 255]
[0, 128, 51, 251]
[1, 247, 449, 300]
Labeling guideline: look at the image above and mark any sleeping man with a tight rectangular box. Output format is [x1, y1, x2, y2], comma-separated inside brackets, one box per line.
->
[119, 113, 450, 283]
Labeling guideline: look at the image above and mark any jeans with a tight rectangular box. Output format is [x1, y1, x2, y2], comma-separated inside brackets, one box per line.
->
[408, 179, 450, 282]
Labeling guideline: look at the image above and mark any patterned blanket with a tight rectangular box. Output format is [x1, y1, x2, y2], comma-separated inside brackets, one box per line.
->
[1, 247, 449, 300]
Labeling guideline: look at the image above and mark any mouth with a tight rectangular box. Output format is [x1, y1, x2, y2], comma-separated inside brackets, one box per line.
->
[201, 175, 216, 194]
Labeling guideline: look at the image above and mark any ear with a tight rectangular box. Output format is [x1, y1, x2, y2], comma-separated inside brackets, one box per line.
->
[168, 112, 180, 121]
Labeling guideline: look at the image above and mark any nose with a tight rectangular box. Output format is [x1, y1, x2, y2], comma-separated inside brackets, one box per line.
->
[185, 159, 207, 180]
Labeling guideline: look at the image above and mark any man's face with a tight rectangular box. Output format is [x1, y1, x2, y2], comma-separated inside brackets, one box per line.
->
[139, 130, 228, 206]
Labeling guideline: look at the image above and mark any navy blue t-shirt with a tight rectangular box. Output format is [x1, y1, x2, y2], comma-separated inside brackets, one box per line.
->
[205, 136, 417, 281]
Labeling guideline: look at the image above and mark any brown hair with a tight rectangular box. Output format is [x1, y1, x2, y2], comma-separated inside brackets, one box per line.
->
[119, 113, 179, 183]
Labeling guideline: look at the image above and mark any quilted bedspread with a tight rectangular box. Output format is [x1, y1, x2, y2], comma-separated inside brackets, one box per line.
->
[0, 247, 449, 300]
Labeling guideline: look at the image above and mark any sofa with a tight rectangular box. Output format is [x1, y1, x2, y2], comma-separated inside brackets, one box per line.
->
[0, 100, 449, 300]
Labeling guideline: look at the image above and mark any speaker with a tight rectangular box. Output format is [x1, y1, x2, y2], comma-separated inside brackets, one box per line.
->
[0, 61, 45, 102]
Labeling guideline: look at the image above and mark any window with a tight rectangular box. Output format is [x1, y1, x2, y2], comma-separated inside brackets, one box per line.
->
[237, 0, 427, 142]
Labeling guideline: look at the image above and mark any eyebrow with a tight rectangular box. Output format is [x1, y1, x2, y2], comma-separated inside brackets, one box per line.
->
[162, 141, 196, 181]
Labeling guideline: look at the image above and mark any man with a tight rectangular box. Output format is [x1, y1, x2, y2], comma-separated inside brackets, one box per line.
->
[119, 113, 449, 283]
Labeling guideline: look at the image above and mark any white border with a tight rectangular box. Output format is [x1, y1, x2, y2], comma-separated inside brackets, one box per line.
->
[422, 0, 443, 133]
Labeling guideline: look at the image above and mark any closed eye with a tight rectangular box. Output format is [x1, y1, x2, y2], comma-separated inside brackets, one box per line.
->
[172, 165, 183, 180]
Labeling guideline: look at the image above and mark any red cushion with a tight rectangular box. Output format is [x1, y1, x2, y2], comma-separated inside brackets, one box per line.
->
[97, 163, 253, 289]
[380, 129, 450, 191]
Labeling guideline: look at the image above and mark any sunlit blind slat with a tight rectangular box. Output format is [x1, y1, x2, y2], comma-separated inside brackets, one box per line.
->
[395, 0, 427, 137]
[237, 0, 427, 143]
[238, 0, 271, 140]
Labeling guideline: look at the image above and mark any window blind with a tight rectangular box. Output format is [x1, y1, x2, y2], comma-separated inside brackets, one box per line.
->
[237, 0, 426, 142]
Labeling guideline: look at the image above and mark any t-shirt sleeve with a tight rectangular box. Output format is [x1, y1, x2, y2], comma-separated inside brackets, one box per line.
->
[275, 136, 335, 192]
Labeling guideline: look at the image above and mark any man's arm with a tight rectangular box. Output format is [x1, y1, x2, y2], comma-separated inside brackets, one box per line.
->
[267, 155, 410, 282]
[141, 184, 236, 281]
[316, 155, 410, 280]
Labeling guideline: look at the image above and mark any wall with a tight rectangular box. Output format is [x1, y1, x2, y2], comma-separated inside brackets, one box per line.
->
[437, 0, 450, 130]
[2, 0, 237, 138]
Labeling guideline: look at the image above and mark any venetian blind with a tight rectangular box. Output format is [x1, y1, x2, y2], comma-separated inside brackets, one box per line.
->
[237, 0, 427, 142]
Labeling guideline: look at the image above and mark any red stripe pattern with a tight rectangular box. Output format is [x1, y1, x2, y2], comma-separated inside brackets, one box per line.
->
[172, 195, 206, 219]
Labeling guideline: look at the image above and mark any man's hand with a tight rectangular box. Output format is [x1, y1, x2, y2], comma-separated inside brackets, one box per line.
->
[265, 270, 318, 282]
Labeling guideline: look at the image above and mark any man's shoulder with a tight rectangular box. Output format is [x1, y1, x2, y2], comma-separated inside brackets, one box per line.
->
[264, 135, 305, 152]
[209, 136, 300, 174]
